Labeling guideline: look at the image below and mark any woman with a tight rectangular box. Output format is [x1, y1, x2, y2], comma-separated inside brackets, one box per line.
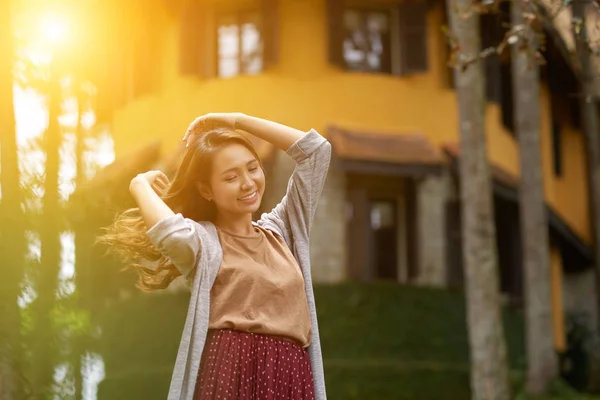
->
[99, 112, 330, 400]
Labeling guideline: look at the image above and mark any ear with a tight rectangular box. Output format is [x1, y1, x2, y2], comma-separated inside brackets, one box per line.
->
[196, 182, 213, 202]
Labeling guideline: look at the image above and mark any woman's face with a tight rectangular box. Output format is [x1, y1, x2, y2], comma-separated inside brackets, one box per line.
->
[205, 143, 265, 217]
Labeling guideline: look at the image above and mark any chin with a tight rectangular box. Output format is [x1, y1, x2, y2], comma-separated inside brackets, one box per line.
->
[244, 201, 262, 215]
[234, 194, 263, 215]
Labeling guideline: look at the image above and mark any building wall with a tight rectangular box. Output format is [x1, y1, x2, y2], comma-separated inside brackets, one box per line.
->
[108, 0, 592, 281]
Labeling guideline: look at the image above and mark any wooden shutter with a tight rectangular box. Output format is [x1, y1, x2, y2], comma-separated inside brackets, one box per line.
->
[485, 57, 501, 104]
[179, 2, 206, 77]
[326, 0, 345, 67]
[94, 43, 128, 123]
[262, 0, 279, 68]
[552, 121, 563, 176]
[480, 14, 501, 104]
[397, 1, 429, 75]
[500, 62, 514, 133]
[133, 24, 155, 98]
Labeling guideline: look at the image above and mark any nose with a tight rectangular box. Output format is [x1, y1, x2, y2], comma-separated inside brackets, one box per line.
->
[240, 173, 253, 191]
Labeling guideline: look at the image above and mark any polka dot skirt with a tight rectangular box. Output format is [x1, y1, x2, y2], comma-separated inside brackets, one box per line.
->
[193, 329, 315, 400]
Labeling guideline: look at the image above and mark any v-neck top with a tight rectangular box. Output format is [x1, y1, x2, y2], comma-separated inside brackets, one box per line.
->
[208, 225, 312, 347]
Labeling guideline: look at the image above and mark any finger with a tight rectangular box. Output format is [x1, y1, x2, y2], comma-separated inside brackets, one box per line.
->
[156, 179, 168, 191]
[159, 175, 169, 187]
[182, 118, 200, 141]
[154, 177, 166, 188]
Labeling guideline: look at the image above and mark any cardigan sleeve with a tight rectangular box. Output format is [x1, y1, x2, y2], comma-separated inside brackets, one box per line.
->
[257, 129, 332, 242]
[146, 213, 204, 282]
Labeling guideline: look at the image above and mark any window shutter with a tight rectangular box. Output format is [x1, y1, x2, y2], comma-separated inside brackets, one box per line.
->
[179, 2, 206, 77]
[485, 56, 501, 104]
[500, 61, 515, 133]
[480, 14, 501, 104]
[552, 121, 563, 176]
[94, 45, 128, 123]
[326, 0, 345, 67]
[262, 0, 279, 68]
[397, 1, 429, 75]
[133, 27, 155, 98]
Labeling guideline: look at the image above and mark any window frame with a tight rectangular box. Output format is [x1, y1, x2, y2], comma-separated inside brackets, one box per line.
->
[329, 0, 429, 76]
[215, 8, 265, 78]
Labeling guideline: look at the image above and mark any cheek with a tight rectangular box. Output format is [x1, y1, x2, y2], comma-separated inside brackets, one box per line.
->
[256, 170, 266, 190]
[210, 181, 235, 203]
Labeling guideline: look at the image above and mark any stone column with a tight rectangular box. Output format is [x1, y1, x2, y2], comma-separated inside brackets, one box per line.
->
[562, 268, 599, 336]
[309, 158, 347, 283]
[414, 172, 451, 287]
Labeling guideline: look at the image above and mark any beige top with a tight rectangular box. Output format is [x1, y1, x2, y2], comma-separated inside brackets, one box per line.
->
[208, 225, 312, 347]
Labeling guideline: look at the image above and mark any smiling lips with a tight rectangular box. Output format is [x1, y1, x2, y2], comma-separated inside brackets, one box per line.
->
[239, 191, 258, 202]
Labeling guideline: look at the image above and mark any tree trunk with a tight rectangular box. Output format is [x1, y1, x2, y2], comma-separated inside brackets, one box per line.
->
[73, 89, 89, 400]
[572, 0, 600, 392]
[32, 73, 63, 399]
[573, 0, 600, 336]
[445, 1, 512, 399]
[0, 1, 27, 399]
[511, 0, 558, 394]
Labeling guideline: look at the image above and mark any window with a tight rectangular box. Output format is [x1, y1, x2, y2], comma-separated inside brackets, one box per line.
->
[179, 0, 278, 79]
[217, 12, 264, 78]
[343, 9, 392, 73]
[327, 0, 429, 75]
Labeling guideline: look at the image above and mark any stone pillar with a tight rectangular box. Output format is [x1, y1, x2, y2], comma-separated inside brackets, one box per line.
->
[309, 158, 346, 283]
[414, 172, 451, 287]
[562, 268, 599, 336]
[263, 151, 347, 283]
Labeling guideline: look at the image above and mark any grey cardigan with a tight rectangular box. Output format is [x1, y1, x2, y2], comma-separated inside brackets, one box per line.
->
[146, 129, 331, 400]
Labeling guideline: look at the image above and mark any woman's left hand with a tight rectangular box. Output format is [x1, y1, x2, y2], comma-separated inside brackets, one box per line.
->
[182, 112, 243, 147]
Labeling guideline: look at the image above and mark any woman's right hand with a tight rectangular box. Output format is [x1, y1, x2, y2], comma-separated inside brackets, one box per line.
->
[130, 170, 170, 196]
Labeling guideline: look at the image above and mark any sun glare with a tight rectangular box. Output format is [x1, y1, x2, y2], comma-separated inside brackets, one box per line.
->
[40, 13, 69, 45]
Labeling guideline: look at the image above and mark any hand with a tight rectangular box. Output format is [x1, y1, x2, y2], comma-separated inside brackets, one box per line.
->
[182, 112, 243, 147]
[130, 170, 170, 196]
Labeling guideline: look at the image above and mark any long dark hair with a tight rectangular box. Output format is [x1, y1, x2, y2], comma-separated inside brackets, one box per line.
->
[97, 128, 263, 291]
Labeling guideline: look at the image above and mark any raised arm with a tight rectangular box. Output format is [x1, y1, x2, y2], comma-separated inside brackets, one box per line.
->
[131, 170, 202, 282]
[233, 113, 305, 151]
[256, 129, 332, 241]
[182, 112, 304, 151]
[129, 170, 174, 228]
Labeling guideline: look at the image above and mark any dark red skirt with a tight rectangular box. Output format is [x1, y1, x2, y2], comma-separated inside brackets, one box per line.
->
[193, 329, 315, 400]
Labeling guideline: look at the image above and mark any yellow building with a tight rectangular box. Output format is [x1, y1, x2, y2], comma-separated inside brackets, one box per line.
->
[88, 0, 597, 351]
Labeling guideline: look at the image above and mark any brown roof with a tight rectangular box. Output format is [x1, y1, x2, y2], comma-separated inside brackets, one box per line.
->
[442, 142, 519, 188]
[328, 125, 446, 166]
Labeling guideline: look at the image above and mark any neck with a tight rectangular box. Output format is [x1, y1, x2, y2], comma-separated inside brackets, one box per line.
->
[215, 212, 254, 235]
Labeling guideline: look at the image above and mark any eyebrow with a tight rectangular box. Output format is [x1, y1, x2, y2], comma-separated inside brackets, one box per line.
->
[220, 159, 258, 175]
